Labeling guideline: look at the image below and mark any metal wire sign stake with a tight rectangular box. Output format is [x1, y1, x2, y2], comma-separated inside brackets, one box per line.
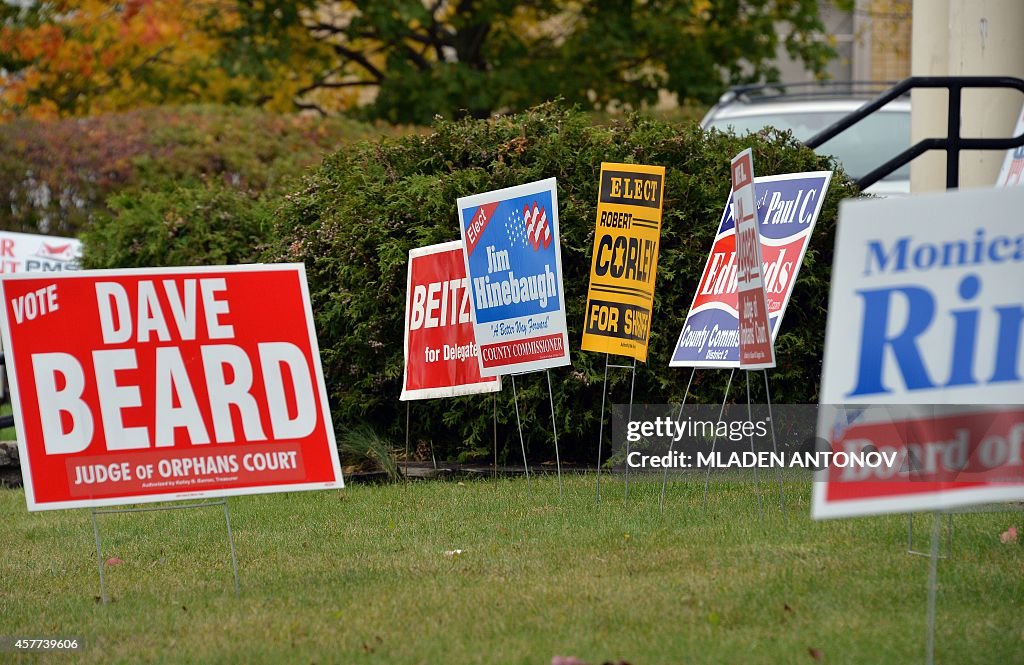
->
[511, 374, 532, 495]
[546, 369, 564, 500]
[91, 499, 240, 605]
[660, 368, 695, 514]
[595, 354, 639, 504]
[701, 368, 737, 512]
[508, 370, 564, 499]
[925, 511, 942, 665]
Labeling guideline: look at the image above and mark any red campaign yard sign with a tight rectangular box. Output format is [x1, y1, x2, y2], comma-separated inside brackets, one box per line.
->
[732, 149, 775, 370]
[814, 406, 1024, 518]
[0, 264, 343, 511]
[401, 241, 500, 400]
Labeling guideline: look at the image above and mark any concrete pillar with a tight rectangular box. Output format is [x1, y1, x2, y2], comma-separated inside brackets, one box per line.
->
[911, 0, 1024, 192]
[852, 0, 874, 82]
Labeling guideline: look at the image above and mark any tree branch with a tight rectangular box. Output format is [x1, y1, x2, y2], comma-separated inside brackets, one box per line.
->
[329, 42, 386, 83]
[296, 79, 379, 96]
[398, 40, 431, 71]
[293, 100, 327, 116]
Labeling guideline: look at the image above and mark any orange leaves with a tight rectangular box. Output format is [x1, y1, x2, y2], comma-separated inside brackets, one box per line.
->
[0, 23, 64, 62]
[38, 23, 65, 60]
[0, 0, 344, 121]
[0, 1, 219, 120]
[122, 0, 155, 22]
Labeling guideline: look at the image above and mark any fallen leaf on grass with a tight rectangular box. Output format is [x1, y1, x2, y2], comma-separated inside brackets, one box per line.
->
[808, 647, 824, 660]
[444, 549, 464, 557]
[784, 603, 794, 615]
[105, 557, 124, 567]
[551, 657, 588, 665]
[1000, 526, 1018, 544]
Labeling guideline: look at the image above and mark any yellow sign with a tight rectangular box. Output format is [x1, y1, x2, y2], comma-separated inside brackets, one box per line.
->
[581, 162, 666, 362]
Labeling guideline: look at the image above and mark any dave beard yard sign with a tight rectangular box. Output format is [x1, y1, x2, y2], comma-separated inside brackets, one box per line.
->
[0, 264, 343, 511]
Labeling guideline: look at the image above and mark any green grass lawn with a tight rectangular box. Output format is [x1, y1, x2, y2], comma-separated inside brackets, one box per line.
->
[0, 474, 1020, 664]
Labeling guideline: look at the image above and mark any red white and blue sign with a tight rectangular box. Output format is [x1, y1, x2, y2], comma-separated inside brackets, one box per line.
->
[457, 178, 570, 377]
[0, 230, 81, 273]
[814, 186, 1024, 518]
[670, 171, 832, 368]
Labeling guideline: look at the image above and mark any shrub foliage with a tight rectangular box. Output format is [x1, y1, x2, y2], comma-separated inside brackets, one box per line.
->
[82, 181, 275, 269]
[266, 104, 860, 463]
[0, 105, 395, 237]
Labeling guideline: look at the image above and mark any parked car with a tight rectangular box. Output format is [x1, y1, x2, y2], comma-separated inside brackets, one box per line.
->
[701, 83, 911, 195]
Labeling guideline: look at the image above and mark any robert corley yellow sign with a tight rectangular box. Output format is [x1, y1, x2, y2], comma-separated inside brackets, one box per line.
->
[581, 162, 666, 362]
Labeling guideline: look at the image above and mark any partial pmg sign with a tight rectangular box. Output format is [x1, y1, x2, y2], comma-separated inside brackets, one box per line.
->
[0, 231, 81, 273]
[996, 103, 1024, 187]
[0, 264, 343, 510]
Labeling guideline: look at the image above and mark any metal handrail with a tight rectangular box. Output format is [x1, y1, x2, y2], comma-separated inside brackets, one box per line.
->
[805, 76, 1024, 190]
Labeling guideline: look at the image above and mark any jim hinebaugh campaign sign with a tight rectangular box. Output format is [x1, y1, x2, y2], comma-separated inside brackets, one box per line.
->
[0, 264, 344, 511]
[670, 171, 832, 368]
[814, 187, 1024, 519]
[458, 178, 570, 376]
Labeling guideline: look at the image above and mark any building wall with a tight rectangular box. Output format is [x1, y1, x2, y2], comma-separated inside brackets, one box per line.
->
[775, 0, 914, 85]
[774, 1, 855, 82]
[861, 0, 913, 82]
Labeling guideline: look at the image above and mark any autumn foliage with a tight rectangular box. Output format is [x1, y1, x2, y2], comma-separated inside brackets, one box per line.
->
[0, 0, 331, 121]
[2, 1, 838, 124]
[0, 104, 396, 236]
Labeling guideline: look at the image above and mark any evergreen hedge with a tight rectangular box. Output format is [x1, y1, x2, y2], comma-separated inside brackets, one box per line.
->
[82, 180, 275, 269]
[266, 103, 861, 463]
